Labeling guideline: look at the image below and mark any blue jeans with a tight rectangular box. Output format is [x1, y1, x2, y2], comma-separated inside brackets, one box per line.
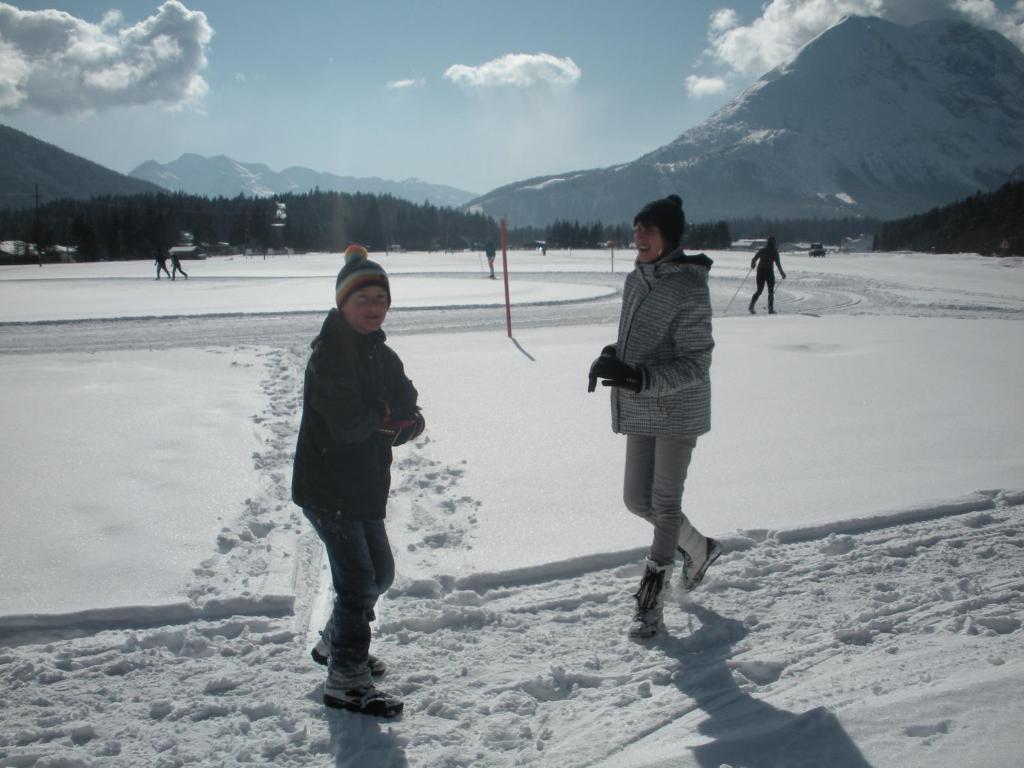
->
[303, 509, 395, 688]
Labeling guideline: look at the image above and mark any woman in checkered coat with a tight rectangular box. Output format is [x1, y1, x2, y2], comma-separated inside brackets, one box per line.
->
[587, 194, 722, 639]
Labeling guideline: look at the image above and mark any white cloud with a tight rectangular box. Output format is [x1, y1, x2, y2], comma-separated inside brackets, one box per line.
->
[709, 8, 740, 32]
[706, 0, 1024, 77]
[685, 74, 729, 96]
[444, 53, 581, 88]
[386, 78, 424, 89]
[0, 0, 213, 114]
[951, 0, 1024, 48]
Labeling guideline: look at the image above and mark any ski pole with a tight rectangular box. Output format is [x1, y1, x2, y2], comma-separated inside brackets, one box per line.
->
[724, 266, 753, 314]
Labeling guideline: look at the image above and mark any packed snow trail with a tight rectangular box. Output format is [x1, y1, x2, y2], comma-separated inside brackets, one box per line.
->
[2, 492, 1021, 766]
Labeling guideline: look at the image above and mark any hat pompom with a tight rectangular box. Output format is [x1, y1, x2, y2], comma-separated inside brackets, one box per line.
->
[666, 194, 683, 209]
[344, 244, 369, 265]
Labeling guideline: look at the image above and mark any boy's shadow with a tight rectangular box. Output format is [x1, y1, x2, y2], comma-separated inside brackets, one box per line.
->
[653, 602, 874, 768]
[325, 707, 409, 768]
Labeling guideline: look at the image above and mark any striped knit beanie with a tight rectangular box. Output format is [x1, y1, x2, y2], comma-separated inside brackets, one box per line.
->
[335, 244, 390, 308]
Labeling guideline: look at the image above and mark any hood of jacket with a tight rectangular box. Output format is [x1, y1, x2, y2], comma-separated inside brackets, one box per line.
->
[656, 248, 713, 272]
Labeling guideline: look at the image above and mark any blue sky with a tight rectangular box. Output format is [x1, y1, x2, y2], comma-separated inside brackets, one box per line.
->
[2, 0, 1023, 194]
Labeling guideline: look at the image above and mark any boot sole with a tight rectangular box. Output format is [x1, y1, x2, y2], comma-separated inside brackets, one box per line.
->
[323, 693, 403, 718]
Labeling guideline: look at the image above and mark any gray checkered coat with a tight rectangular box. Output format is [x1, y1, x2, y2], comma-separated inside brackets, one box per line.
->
[609, 250, 714, 437]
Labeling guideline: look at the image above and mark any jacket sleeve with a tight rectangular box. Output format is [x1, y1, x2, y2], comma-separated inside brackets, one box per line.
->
[386, 353, 420, 419]
[639, 281, 714, 395]
[306, 356, 384, 444]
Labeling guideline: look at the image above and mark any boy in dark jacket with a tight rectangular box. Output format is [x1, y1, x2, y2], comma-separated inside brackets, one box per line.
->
[292, 244, 424, 717]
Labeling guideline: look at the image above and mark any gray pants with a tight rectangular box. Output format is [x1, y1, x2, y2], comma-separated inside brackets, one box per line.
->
[623, 434, 706, 565]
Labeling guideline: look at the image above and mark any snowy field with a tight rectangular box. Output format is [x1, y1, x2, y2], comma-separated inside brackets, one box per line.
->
[0, 248, 1022, 766]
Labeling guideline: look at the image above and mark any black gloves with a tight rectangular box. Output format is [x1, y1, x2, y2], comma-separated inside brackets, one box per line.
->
[381, 411, 425, 446]
[587, 345, 643, 393]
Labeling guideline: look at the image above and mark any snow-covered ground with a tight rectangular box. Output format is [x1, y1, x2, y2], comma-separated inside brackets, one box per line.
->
[0, 249, 1022, 767]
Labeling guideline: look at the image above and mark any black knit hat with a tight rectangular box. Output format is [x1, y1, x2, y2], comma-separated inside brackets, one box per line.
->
[335, 244, 391, 308]
[633, 194, 685, 250]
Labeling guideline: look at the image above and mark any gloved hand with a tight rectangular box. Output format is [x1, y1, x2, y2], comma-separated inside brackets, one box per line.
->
[381, 411, 425, 446]
[588, 345, 643, 393]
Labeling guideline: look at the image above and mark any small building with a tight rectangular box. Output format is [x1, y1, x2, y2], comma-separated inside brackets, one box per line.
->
[731, 238, 767, 252]
[169, 245, 204, 260]
[840, 235, 873, 253]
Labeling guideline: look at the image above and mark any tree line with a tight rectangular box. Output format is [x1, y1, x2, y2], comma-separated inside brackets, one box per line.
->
[507, 219, 732, 250]
[874, 181, 1024, 255]
[728, 216, 881, 245]
[0, 190, 499, 262]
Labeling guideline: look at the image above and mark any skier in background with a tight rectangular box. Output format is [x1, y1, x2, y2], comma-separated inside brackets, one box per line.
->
[587, 194, 721, 639]
[292, 244, 424, 718]
[748, 236, 786, 314]
[155, 249, 171, 280]
[170, 251, 188, 280]
[485, 240, 497, 279]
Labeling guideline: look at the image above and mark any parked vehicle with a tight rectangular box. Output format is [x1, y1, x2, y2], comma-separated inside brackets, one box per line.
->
[808, 243, 826, 257]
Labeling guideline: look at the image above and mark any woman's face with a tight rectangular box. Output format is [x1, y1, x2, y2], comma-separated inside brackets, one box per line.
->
[633, 223, 665, 263]
[341, 285, 389, 334]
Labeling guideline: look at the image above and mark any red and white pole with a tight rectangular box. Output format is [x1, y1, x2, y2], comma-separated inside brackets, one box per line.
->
[501, 218, 512, 337]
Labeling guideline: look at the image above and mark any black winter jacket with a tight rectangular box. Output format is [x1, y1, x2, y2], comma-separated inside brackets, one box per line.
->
[291, 309, 418, 520]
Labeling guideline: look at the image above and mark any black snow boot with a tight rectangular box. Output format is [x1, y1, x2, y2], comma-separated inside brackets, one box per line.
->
[628, 559, 671, 639]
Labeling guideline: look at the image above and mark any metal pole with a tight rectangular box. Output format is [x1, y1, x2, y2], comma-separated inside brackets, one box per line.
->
[724, 266, 753, 314]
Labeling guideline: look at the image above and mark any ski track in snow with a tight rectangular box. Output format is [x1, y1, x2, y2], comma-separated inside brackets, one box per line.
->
[3, 265, 1023, 357]
[1, 491, 1021, 766]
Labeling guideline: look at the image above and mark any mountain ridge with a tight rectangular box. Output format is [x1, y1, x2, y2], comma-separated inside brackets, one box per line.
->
[467, 16, 1024, 226]
[0, 123, 164, 210]
[130, 154, 478, 208]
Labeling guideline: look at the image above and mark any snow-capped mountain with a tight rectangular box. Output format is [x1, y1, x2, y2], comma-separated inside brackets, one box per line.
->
[130, 154, 478, 208]
[469, 16, 1024, 226]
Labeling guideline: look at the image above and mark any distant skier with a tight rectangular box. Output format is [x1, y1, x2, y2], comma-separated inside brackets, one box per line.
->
[292, 244, 424, 718]
[748, 236, 786, 314]
[170, 251, 188, 280]
[485, 240, 496, 279]
[587, 194, 722, 639]
[155, 249, 171, 280]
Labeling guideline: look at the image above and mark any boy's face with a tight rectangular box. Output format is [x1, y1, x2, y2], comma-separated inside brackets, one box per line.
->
[341, 285, 389, 334]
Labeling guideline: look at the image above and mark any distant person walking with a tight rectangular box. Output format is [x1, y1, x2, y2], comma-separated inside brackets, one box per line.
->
[586, 194, 721, 640]
[155, 249, 171, 280]
[292, 244, 424, 718]
[170, 251, 188, 280]
[485, 240, 497, 279]
[748, 236, 786, 314]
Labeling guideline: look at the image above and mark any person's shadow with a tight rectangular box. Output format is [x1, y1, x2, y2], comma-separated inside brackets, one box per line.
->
[653, 602, 874, 767]
[324, 703, 409, 767]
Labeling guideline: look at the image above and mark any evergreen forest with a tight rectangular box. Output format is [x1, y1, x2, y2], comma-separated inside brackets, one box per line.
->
[874, 181, 1024, 255]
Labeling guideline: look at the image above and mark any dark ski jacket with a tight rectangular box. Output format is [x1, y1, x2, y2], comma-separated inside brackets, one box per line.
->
[751, 244, 784, 277]
[292, 309, 418, 520]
